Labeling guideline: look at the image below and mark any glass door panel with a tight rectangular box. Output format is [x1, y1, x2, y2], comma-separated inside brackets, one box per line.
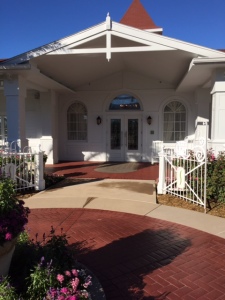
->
[110, 119, 121, 150]
[128, 119, 138, 150]
[107, 115, 142, 162]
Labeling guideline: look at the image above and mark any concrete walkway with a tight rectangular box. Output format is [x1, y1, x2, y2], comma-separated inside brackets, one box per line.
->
[25, 178, 225, 239]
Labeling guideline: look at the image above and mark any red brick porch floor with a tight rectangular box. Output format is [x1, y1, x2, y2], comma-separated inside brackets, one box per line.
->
[27, 162, 225, 299]
[45, 161, 159, 180]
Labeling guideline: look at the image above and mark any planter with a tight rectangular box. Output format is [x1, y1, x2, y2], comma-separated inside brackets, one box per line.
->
[0, 238, 17, 277]
[76, 262, 106, 300]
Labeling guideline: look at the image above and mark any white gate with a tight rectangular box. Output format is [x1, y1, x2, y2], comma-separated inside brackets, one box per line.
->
[157, 136, 208, 212]
[0, 145, 45, 191]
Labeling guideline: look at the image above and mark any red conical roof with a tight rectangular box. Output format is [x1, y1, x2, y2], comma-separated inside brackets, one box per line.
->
[120, 0, 161, 31]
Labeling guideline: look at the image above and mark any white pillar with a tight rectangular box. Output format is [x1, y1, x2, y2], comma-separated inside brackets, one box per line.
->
[50, 90, 59, 163]
[211, 76, 225, 153]
[4, 75, 28, 151]
[34, 151, 45, 191]
[157, 151, 166, 195]
[39, 90, 58, 164]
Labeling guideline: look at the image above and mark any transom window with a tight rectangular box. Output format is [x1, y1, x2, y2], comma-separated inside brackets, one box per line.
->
[67, 102, 87, 141]
[109, 94, 141, 110]
[163, 101, 186, 142]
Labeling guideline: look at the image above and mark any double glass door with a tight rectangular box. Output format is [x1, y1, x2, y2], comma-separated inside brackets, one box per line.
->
[107, 115, 142, 161]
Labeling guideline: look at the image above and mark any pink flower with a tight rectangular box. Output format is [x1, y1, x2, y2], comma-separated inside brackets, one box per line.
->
[71, 269, 78, 277]
[60, 287, 69, 294]
[71, 277, 79, 292]
[57, 274, 64, 284]
[64, 270, 71, 277]
[5, 232, 12, 240]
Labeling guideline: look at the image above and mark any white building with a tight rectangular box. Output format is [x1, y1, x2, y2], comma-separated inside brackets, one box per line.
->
[0, 0, 225, 164]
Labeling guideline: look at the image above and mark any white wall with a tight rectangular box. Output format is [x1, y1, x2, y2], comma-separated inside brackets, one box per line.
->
[0, 71, 212, 163]
[57, 72, 200, 162]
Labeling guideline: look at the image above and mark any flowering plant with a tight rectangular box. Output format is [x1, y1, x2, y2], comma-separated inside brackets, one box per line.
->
[46, 267, 92, 299]
[0, 228, 93, 300]
[0, 178, 30, 246]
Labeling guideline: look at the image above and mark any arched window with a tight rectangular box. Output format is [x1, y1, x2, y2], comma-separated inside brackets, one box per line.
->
[109, 94, 141, 110]
[67, 102, 87, 141]
[163, 101, 186, 142]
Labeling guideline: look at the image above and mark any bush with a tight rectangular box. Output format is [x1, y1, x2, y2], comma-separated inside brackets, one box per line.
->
[0, 178, 30, 246]
[207, 151, 225, 203]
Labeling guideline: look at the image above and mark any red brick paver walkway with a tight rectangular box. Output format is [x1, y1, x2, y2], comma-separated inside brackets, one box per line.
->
[28, 208, 225, 300]
[45, 162, 159, 180]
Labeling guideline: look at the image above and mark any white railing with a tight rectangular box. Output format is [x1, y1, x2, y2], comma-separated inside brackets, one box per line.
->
[151, 140, 163, 164]
[157, 145, 207, 211]
[157, 120, 208, 212]
[0, 144, 45, 191]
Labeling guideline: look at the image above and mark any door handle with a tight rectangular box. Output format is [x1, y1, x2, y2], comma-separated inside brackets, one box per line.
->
[125, 131, 127, 147]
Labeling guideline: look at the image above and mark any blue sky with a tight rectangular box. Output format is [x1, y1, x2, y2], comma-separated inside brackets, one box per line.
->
[1, 0, 225, 58]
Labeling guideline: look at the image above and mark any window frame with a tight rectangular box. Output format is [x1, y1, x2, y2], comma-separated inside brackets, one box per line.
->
[67, 102, 88, 142]
[163, 101, 187, 142]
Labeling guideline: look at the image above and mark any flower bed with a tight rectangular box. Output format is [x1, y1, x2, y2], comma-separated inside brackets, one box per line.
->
[0, 177, 105, 299]
[0, 227, 104, 299]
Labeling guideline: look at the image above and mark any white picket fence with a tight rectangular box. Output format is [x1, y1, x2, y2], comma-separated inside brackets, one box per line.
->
[0, 145, 45, 191]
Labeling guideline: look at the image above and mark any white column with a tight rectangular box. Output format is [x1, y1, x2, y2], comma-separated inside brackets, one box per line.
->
[4, 75, 28, 151]
[157, 151, 166, 195]
[211, 75, 225, 153]
[39, 90, 58, 164]
[51, 90, 59, 163]
[34, 151, 45, 191]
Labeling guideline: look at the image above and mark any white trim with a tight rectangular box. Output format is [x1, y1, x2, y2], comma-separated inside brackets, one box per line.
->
[112, 22, 225, 58]
[3, 19, 225, 66]
[48, 45, 174, 56]
[112, 30, 175, 50]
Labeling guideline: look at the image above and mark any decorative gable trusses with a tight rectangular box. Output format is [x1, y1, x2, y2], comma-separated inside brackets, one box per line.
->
[1, 10, 225, 67]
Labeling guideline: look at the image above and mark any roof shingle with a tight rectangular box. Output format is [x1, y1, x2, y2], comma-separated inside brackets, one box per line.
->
[120, 0, 161, 30]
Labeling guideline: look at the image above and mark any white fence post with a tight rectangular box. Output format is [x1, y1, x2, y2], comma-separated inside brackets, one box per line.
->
[34, 151, 45, 191]
[157, 151, 166, 194]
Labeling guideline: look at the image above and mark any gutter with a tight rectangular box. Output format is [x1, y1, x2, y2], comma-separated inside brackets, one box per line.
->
[0, 64, 31, 70]
[191, 57, 225, 66]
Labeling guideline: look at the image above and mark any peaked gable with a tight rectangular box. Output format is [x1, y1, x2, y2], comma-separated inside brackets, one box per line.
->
[120, 0, 162, 32]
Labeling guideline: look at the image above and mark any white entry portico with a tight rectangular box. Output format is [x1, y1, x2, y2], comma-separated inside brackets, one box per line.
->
[1, 0, 225, 164]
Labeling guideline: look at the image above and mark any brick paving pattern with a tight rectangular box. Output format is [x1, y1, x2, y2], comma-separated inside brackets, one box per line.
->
[28, 208, 225, 300]
[45, 161, 159, 180]
[27, 162, 225, 299]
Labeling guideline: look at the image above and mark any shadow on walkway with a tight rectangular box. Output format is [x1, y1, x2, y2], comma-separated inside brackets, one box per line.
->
[70, 228, 191, 299]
